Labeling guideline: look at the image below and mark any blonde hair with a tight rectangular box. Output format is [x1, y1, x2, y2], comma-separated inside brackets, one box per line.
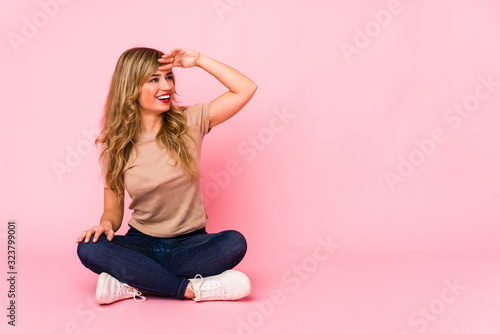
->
[95, 47, 200, 202]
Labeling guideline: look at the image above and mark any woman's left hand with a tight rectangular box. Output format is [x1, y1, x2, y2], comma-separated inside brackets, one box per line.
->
[158, 48, 201, 70]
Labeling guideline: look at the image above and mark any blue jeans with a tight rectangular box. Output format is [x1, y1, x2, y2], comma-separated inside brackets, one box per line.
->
[76, 226, 247, 299]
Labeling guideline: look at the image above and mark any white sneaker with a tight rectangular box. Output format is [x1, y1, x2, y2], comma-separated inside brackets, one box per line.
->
[189, 270, 252, 302]
[95, 272, 147, 305]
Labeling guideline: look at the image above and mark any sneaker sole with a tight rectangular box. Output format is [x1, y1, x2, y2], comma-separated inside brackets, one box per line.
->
[95, 272, 110, 304]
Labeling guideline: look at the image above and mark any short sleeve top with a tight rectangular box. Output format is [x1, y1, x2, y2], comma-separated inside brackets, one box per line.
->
[104, 102, 212, 237]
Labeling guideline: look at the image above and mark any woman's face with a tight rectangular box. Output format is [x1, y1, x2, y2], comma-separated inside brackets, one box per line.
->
[137, 69, 174, 115]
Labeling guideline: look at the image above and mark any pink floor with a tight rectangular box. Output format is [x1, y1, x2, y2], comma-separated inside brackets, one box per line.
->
[8, 243, 500, 334]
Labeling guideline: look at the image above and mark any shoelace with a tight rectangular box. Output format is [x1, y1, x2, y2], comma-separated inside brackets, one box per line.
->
[190, 274, 227, 302]
[119, 284, 147, 302]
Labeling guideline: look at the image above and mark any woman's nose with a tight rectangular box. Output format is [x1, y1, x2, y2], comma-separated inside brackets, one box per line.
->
[160, 79, 171, 90]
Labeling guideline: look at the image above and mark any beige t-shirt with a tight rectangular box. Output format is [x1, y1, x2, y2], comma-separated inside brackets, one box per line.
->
[104, 102, 212, 237]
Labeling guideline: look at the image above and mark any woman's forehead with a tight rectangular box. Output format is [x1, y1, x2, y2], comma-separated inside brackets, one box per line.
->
[150, 69, 172, 75]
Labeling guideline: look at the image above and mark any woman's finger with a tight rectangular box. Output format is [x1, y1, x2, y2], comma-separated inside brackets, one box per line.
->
[85, 227, 100, 243]
[84, 230, 93, 243]
[77, 226, 106, 243]
[158, 63, 174, 71]
[168, 48, 182, 56]
[93, 229, 105, 243]
[76, 231, 87, 243]
[105, 229, 115, 241]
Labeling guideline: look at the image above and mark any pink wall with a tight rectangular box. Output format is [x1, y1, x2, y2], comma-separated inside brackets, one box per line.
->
[3, 0, 498, 251]
[1, 0, 499, 333]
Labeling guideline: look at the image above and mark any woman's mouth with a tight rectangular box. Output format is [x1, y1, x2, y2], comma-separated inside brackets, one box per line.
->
[156, 94, 171, 103]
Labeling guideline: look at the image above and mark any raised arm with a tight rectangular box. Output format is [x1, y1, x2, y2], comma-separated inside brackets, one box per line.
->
[158, 48, 257, 128]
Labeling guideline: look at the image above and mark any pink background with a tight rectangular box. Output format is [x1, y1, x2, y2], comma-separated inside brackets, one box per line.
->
[1, 0, 499, 333]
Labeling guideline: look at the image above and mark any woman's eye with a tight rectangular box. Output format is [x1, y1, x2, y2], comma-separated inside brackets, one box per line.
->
[166, 75, 173, 80]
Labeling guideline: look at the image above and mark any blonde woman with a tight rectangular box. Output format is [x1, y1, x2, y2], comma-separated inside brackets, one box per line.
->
[76, 47, 257, 304]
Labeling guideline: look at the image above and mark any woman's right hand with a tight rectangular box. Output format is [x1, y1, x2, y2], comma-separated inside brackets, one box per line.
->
[76, 222, 115, 243]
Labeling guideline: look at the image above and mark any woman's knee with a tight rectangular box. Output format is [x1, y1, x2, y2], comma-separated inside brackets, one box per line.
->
[220, 230, 247, 262]
[76, 239, 94, 265]
[76, 235, 107, 265]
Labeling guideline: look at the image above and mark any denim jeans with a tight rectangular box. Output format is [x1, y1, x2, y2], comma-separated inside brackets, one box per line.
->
[76, 225, 247, 299]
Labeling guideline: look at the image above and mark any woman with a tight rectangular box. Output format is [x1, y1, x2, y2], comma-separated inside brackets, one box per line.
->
[76, 47, 257, 304]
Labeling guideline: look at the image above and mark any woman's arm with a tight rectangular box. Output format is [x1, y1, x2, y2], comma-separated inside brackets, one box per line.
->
[159, 48, 257, 128]
[196, 54, 257, 128]
[100, 187, 124, 232]
[76, 187, 124, 243]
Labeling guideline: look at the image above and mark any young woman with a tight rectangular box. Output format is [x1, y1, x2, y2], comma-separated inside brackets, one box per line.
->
[76, 47, 257, 304]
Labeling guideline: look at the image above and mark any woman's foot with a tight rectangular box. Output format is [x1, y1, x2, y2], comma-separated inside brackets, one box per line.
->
[187, 270, 251, 302]
[95, 272, 147, 304]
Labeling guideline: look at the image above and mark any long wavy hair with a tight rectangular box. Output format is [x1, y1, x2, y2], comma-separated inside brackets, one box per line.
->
[96, 47, 200, 202]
